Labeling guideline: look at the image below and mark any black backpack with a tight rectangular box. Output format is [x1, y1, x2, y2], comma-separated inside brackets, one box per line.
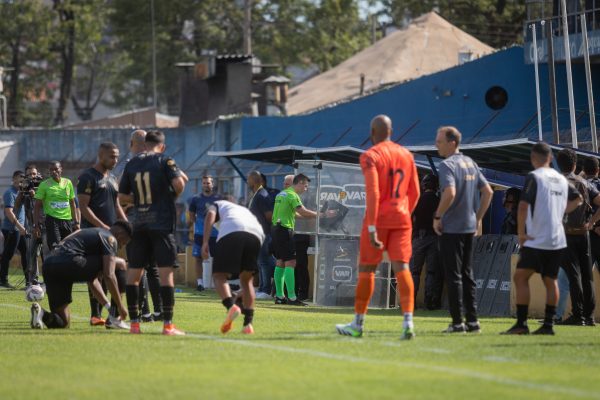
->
[564, 175, 592, 230]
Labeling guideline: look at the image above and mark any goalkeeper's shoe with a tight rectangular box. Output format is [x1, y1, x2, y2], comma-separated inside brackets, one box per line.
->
[335, 323, 363, 338]
[30, 303, 45, 329]
[162, 323, 185, 336]
[400, 326, 415, 340]
[241, 324, 254, 335]
[221, 304, 241, 334]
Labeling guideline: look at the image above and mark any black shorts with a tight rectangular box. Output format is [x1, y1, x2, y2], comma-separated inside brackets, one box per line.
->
[213, 232, 261, 275]
[271, 225, 295, 262]
[42, 255, 103, 310]
[127, 230, 178, 268]
[517, 247, 565, 279]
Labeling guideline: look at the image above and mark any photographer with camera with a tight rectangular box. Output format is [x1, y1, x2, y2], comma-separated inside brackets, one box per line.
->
[0, 171, 29, 288]
[33, 161, 79, 250]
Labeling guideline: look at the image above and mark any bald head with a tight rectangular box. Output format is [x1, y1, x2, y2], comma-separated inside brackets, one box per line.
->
[130, 130, 147, 154]
[370, 115, 393, 145]
[283, 174, 294, 189]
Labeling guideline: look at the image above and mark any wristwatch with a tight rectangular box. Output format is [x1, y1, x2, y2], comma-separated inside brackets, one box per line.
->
[368, 225, 376, 233]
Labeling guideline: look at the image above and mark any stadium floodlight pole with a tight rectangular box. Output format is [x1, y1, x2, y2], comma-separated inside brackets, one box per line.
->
[150, 0, 157, 110]
[561, 0, 578, 148]
[531, 22, 543, 142]
[581, 14, 598, 153]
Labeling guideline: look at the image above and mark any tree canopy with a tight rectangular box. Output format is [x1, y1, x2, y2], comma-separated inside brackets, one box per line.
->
[0, 0, 525, 127]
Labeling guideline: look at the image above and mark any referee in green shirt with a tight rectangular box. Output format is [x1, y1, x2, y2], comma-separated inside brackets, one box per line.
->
[271, 173, 329, 306]
[34, 161, 79, 249]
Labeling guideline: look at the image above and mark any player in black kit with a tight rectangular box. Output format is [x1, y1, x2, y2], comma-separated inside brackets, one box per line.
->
[118, 130, 187, 336]
[78, 142, 129, 328]
[29, 221, 132, 329]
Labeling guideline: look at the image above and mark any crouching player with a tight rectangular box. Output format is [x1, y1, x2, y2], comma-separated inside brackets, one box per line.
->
[202, 198, 265, 334]
[30, 221, 132, 329]
[336, 115, 420, 340]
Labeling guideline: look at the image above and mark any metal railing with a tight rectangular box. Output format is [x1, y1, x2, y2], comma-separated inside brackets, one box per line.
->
[524, 6, 600, 41]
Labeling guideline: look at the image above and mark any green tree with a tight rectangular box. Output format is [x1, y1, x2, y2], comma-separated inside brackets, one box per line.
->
[109, 0, 246, 114]
[0, 0, 54, 127]
[306, 0, 371, 72]
[382, 0, 525, 48]
[253, 0, 316, 70]
[51, 0, 113, 125]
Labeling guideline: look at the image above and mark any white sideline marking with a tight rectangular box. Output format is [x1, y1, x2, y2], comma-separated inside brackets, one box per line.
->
[1, 303, 598, 399]
[483, 356, 519, 364]
[383, 342, 452, 354]
[184, 332, 598, 398]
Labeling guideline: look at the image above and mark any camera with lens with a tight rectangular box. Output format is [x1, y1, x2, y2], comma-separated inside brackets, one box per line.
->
[19, 173, 43, 194]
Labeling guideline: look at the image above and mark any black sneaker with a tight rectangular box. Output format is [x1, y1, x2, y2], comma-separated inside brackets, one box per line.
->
[286, 298, 308, 306]
[501, 323, 530, 335]
[532, 324, 555, 335]
[196, 284, 205, 292]
[442, 323, 466, 333]
[274, 297, 287, 305]
[556, 315, 585, 326]
[585, 317, 596, 327]
[141, 313, 154, 323]
[466, 321, 482, 333]
[152, 312, 163, 321]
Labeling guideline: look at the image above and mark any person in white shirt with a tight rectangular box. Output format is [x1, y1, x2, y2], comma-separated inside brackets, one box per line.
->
[202, 197, 265, 335]
[503, 142, 582, 336]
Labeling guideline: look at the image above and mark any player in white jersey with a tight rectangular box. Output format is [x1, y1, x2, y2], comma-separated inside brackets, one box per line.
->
[503, 142, 582, 335]
[202, 198, 265, 334]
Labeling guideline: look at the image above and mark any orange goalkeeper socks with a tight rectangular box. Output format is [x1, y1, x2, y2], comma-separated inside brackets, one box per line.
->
[396, 268, 414, 314]
[354, 271, 375, 315]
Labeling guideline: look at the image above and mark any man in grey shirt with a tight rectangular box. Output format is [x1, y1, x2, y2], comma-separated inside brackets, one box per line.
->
[433, 126, 493, 333]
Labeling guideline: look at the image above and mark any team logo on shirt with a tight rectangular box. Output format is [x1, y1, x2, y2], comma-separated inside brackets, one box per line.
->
[108, 235, 117, 250]
[166, 158, 178, 170]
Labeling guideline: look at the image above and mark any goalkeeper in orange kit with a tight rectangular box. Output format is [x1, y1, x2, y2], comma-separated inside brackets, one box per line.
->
[336, 115, 420, 340]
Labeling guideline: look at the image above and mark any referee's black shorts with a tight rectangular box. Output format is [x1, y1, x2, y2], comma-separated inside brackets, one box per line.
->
[516, 247, 565, 279]
[271, 224, 295, 262]
[212, 232, 261, 275]
[127, 230, 178, 268]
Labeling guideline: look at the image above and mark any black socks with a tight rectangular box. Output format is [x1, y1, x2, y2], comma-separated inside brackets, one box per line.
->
[160, 286, 175, 323]
[125, 285, 140, 322]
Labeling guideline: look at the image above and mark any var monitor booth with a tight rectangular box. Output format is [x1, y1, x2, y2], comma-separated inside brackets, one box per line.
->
[210, 139, 600, 317]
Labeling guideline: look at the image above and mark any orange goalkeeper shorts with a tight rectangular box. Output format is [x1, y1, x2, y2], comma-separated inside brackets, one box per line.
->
[359, 225, 412, 265]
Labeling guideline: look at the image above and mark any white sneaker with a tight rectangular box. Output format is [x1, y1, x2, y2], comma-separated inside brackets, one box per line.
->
[255, 291, 272, 300]
[335, 323, 363, 338]
[30, 303, 44, 329]
[105, 315, 130, 330]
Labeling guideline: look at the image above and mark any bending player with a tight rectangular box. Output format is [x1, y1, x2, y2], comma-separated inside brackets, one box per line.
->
[30, 221, 132, 329]
[336, 115, 420, 340]
[202, 197, 265, 334]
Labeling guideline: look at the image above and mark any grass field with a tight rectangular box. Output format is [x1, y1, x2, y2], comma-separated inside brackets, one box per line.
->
[1, 272, 600, 400]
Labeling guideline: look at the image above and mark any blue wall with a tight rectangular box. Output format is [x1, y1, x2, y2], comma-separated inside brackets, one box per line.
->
[240, 46, 600, 149]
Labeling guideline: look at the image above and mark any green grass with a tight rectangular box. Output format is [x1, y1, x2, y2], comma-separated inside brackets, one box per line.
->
[1, 271, 600, 400]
